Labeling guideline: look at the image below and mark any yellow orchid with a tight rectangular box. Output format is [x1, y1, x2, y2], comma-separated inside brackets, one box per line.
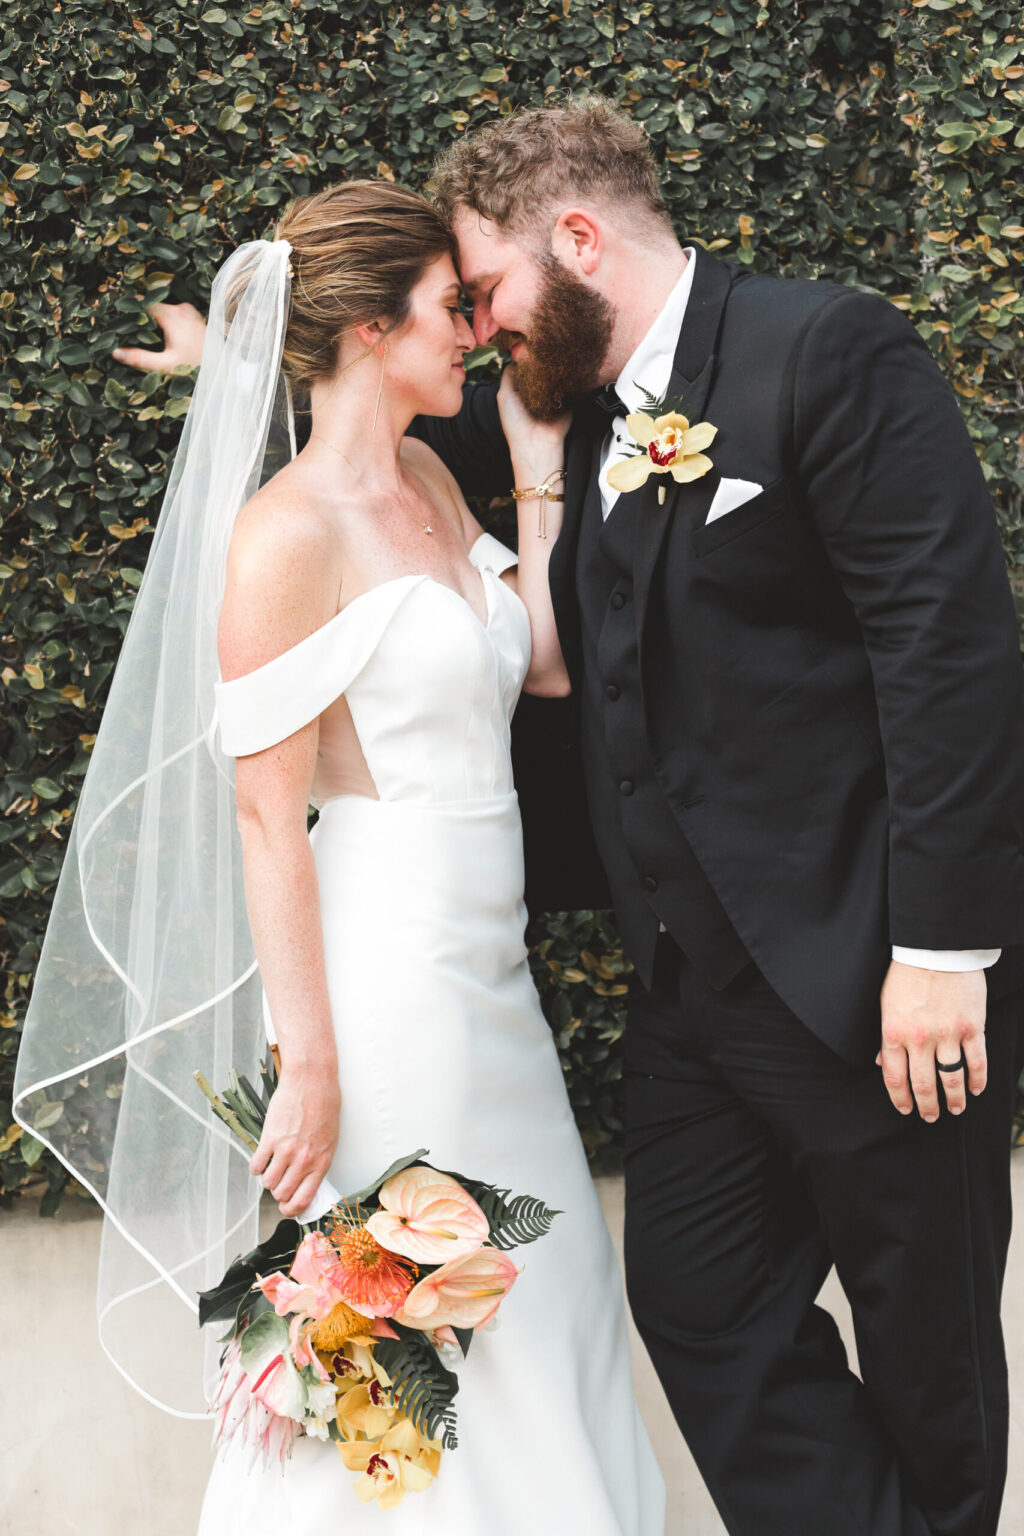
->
[335, 1378, 397, 1442]
[606, 410, 717, 499]
[338, 1416, 442, 1510]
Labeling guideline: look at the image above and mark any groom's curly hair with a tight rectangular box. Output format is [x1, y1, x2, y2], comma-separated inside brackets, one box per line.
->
[427, 98, 669, 241]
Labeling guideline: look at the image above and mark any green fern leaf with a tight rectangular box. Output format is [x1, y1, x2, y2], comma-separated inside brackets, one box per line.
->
[373, 1328, 461, 1449]
[439, 1173, 562, 1250]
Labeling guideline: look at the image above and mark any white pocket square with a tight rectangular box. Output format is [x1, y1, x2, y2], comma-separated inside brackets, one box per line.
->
[705, 477, 764, 525]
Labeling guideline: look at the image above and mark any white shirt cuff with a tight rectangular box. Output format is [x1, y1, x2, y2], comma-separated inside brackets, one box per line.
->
[891, 946, 1001, 972]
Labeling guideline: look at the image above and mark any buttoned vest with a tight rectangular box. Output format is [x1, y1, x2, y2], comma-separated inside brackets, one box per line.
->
[576, 458, 749, 991]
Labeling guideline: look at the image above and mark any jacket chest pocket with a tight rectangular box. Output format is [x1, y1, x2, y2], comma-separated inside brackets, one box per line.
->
[689, 477, 789, 557]
[688, 478, 808, 618]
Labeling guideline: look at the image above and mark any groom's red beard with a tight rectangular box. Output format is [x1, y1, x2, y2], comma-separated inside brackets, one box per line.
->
[495, 255, 615, 423]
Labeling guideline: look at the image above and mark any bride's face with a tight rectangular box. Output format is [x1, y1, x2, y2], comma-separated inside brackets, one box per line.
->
[386, 253, 475, 418]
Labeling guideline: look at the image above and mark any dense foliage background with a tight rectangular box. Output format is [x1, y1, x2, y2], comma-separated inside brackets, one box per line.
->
[3, 0, 1023, 1210]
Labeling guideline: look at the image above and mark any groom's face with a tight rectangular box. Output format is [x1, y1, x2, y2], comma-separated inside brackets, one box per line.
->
[454, 209, 614, 421]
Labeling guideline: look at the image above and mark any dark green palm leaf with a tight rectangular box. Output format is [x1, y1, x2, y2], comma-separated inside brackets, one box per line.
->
[373, 1326, 461, 1450]
[438, 1171, 561, 1250]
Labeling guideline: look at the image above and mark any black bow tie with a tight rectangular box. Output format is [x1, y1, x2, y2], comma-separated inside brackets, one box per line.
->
[591, 383, 626, 417]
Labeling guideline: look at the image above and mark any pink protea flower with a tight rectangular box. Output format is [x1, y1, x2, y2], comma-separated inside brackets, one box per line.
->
[365, 1166, 489, 1265]
[393, 1246, 518, 1332]
[209, 1338, 298, 1473]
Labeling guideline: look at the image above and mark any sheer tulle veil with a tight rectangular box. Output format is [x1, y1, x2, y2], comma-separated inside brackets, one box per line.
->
[13, 239, 296, 1416]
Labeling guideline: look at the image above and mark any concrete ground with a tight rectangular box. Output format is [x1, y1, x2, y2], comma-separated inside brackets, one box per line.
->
[2, 1163, 1023, 1536]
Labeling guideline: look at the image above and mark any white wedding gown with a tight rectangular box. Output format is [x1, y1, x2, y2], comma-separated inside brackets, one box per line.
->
[201, 531, 665, 1534]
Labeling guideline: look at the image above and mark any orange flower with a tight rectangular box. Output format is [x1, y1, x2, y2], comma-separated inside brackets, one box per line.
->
[308, 1298, 376, 1352]
[328, 1217, 418, 1318]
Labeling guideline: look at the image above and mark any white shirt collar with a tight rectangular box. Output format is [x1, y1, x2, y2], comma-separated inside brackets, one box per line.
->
[613, 247, 698, 416]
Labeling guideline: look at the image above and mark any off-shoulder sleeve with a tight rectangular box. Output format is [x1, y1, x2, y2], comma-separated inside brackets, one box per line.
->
[213, 574, 426, 758]
[468, 530, 518, 577]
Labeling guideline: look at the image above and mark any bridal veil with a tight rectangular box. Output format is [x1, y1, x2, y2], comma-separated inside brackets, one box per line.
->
[14, 239, 295, 1415]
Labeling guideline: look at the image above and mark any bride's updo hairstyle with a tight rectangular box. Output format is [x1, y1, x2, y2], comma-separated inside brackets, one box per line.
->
[273, 180, 456, 400]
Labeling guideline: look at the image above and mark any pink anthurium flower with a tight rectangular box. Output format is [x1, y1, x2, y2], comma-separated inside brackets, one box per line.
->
[239, 1311, 308, 1423]
[393, 1246, 518, 1332]
[366, 1165, 489, 1265]
[289, 1313, 330, 1381]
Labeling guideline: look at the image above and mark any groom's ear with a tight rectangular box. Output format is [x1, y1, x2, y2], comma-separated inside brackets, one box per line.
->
[550, 209, 602, 277]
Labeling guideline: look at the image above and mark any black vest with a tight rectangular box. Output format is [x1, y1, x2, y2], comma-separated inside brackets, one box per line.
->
[576, 454, 749, 992]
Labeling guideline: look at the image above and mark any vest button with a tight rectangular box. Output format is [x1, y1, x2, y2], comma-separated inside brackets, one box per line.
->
[644, 875, 659, 893]
[619, 779, 634, 796]
[610, 591, 626, 610]
[606, 683, 620, 701]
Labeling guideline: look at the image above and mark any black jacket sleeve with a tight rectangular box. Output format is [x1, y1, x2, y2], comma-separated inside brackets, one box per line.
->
[791, 289, 1024, 948]
[408, 380, 513, 501]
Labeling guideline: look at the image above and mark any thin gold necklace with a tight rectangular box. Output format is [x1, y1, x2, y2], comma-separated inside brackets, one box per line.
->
[309, 433, 433, 534]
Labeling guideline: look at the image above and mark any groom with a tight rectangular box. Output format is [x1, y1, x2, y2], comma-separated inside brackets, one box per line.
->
[423, 102, 1024, 1536]
[116, 102, 1024, 1535]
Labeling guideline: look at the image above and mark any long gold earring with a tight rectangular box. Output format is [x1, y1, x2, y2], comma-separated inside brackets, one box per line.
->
[372, 342, 389, 432]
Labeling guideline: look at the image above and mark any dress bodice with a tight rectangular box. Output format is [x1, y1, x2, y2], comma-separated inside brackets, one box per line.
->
[212, 533, 531, 807]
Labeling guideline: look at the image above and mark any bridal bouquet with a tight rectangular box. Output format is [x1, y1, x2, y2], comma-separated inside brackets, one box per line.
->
[195, 1059, 559, 1509]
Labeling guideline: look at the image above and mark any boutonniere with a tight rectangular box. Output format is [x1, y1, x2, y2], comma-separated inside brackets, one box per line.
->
[605, 383, 717, 505]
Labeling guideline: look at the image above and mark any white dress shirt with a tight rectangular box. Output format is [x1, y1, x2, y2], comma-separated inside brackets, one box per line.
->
[595, 247, 998, 975]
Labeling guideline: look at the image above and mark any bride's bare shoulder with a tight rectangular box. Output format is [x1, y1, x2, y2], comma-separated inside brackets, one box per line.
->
[218, 476, 345, 683]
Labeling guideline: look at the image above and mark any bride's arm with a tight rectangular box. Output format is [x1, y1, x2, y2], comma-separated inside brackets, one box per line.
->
[219, 490, 342, 1219]
[495, 368, 571, 697]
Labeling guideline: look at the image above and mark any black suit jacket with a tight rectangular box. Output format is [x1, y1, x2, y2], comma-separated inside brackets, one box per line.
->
[414, 248, 1024, 1061]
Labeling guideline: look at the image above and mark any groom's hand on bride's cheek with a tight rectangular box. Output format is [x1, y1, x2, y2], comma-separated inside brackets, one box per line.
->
[876, 961, 988, 1122]
[112, 300, 207, 374]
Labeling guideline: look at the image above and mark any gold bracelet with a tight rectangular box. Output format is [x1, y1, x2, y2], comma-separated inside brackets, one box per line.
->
[510, 469, 566, 540]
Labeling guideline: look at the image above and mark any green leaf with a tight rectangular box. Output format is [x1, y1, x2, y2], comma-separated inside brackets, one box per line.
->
[197, 1216, 301, 1329]
[373, 1324, 461, 1448]
[31, 1100, 65, 1131]
[238, 1307, 289, 1373]
[336, 1149, 431, 1217]
[31, 777, 62, 800]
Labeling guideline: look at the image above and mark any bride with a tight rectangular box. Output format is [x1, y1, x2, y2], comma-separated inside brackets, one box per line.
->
[14, 179, 665, 1532]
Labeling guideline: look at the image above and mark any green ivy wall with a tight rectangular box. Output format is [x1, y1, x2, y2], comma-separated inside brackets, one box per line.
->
[2, 0, 1023, 1209]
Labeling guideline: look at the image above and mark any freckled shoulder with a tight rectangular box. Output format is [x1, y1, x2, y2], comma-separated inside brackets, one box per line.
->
[219, 478, 349, 683]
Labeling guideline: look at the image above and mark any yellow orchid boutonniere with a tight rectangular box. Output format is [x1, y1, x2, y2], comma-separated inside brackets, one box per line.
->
[606, 385, 718, 505]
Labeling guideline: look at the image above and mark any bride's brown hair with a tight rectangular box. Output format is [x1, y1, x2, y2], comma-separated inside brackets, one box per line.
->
[272, 180, 456, 397]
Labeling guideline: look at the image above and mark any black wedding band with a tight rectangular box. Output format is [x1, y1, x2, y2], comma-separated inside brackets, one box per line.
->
[936, 1058, 964, 1073]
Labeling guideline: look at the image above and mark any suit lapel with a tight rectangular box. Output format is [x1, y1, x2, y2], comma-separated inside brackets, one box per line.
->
[631, 250, 733, 675]
[548, 248, 733, 688]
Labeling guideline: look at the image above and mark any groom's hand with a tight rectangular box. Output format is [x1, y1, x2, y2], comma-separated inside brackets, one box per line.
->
[112, 300, 207, 374]
[877, 961, 987, 1121]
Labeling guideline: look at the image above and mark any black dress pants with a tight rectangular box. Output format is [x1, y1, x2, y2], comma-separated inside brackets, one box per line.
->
[623, 936, 1023, 1536]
